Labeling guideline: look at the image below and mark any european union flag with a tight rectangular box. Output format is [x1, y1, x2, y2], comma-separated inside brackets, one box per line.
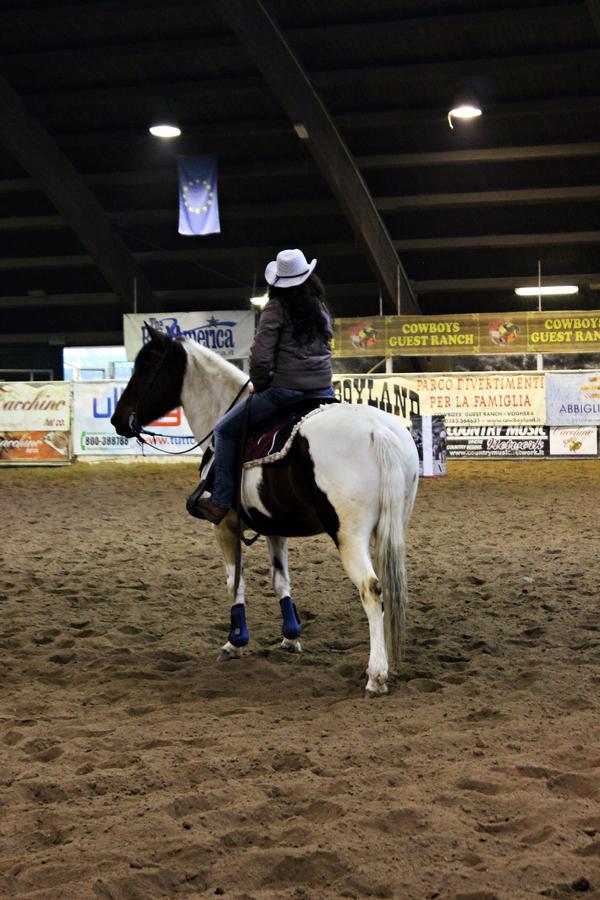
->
[177, 155, 221, 236]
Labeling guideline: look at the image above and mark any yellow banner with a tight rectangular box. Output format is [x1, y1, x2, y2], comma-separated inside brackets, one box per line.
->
[332, 311, 600, 357]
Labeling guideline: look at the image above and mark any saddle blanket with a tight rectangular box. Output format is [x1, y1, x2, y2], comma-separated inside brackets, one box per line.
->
[243, 399, 336, 468]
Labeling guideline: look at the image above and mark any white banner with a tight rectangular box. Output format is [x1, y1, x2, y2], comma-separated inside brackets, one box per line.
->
[332, 373, 546, 427]
[123, 311, 255, 361]
[72, 382, 202, 457]
[332, 374, 420, 425]
[0, 381, 70, 431]
[549, 426, 598, 456]
[546, 372, 600, 425]
[408, 372, 546, 427]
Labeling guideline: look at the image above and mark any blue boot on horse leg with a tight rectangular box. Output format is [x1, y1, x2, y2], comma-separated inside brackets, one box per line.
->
[215, 519, 250, 660]
[280, 596, 302, 651]
[268, 536, 302, 653]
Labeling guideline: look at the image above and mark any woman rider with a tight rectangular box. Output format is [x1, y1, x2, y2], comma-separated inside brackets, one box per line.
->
[193, 248, 334, 524]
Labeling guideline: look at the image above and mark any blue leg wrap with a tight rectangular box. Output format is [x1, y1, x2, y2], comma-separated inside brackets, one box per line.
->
[228, 603, 249, 647]
[280, 596, 302, 640]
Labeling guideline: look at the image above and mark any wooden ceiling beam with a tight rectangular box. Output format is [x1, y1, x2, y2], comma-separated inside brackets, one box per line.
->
[379, 185, 600, 211]
[394, 231, 600, 251]
[4, 141, 600, 195]
[0, 3, 580, 69]
[1, 93, 598, 158]
[359, 141, 600, 169]
[0, 74, 160, 313]
[213, 0, 416, 315]
[0, 293, 118, 309]
[414, 274, 600, 293]
[0, 242, 358, 271]
[38, 94, 600, 150]
[0, 282, 377, 310]
[586, 0, 600, 35]
[23, 48, 600, 110]
[4, 183, 600, 232]
[4, 226, 600, 272]
[3, 331, 124, 346]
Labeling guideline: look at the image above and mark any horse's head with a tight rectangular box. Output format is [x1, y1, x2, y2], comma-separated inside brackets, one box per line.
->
[111, 323, 187, 437]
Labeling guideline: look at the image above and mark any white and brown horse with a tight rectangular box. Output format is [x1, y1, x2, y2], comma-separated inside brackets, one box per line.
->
[111, 327, 419, 695]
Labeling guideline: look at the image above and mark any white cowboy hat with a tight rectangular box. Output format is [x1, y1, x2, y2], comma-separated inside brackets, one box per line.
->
[265, 248, 317, 288]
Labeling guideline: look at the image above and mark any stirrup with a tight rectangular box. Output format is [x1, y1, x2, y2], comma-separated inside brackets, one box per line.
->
[186, 480, 207, 518]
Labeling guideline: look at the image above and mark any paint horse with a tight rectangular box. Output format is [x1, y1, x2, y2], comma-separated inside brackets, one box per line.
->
[111, 326, 419, 696]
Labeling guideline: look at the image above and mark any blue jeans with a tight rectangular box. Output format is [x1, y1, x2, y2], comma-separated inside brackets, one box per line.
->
[211, 385, 334, 508]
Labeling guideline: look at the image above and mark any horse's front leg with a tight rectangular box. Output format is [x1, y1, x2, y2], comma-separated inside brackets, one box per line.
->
[267, 535, 302, 654]
[214, 516, 248, 661]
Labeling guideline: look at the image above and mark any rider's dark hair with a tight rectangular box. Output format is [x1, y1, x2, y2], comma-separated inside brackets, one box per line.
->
[268, 273, 332, 345]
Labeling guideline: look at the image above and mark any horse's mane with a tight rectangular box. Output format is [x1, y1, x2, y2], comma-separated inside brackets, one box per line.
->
[182, 337, 248, 387]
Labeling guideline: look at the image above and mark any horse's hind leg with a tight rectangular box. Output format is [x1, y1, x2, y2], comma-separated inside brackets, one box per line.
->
[338, 533, 387, 696]
[214, 518, 248, 661]
[267, 536, 302, 653]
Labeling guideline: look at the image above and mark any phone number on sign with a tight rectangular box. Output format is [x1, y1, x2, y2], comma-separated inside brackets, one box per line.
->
[80, 433, 130, 449]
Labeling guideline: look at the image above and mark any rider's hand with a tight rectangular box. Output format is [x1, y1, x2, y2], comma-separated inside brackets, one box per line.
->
[248, 383, 255, 393]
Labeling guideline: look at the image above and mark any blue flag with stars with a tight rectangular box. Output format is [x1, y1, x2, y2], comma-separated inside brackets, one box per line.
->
[177, 155, 220, 236]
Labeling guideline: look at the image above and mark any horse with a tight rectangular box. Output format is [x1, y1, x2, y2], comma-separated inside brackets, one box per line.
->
[111, 326, 419, 696]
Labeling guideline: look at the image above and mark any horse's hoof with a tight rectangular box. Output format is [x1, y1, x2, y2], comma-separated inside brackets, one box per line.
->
[217, 645, 242, 662]
[364, 687, 388, 699]
[364, 678, 389, 697]
[280, 637, 302, 654]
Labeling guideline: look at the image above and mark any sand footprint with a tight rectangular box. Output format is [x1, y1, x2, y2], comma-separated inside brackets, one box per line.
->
[547, 773, 599, 800]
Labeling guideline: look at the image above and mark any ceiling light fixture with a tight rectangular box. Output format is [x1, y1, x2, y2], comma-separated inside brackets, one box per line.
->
[250, 293, 269, 310]
[514, 285, 579, 297]
[149, 123, 181, 139]
[447, 103, 482, 129]
[293, 122, 309, 140]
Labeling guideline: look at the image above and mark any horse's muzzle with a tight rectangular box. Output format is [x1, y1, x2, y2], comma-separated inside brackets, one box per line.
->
[111, 411, 136, 438]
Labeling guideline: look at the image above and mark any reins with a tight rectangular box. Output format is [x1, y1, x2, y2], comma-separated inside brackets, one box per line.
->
[131, 355, 251, 456]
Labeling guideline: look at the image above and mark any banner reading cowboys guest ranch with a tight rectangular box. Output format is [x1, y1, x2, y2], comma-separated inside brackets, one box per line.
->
[333, 310, 600, 357]
[124, 311, 255, 361]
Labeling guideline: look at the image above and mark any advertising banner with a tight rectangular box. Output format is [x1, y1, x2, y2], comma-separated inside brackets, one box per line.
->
[0, 382, 71, 464]
[332, 374, 420, 425]
[72, 382, 203, 457]
[408, 373, 546, 427]
[447, 426, 550, 458]
[332, 372, 545, 427]
[0, 431, 71, 464]
[545, 372, 600, 425]
[332, 310, 600, 357]
[0, 381, 70, 431]
[124, 311, 255, 361]
[549, 426, 598, 456]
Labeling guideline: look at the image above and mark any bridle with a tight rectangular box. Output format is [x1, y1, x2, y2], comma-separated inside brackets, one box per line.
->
[127, 341, 251, 456]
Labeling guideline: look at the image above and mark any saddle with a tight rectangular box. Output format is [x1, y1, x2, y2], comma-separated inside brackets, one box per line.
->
[242, 396, 337, 465]
[186, 396, 337, 518]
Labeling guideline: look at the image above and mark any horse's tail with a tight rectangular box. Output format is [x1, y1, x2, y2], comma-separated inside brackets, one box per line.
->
[372, 426, 417, 668]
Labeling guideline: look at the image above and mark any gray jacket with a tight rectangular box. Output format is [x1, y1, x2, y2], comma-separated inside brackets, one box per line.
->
[249, 298, 333, 392]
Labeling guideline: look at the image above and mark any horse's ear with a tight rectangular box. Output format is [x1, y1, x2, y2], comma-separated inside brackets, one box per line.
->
[145, 321, 170, 347]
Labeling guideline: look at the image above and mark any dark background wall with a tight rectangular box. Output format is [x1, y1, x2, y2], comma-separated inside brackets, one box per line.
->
[0, 344, 64, 380]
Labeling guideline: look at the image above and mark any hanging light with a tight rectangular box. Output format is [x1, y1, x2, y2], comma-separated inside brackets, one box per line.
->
[149, 123, 181, 139]
[515, 285, 579, 297]
[250, 293, 269, 310]
[448, 103, 482, 129]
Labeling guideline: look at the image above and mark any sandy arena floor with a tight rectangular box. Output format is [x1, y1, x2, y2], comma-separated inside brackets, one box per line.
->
[0, 459, 599, 900]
